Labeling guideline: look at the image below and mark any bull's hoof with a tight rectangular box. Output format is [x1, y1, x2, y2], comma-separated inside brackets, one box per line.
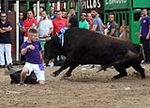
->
[64, 73, 71, 77]
[141, 75, 146, 79]
[10, 81, 14, 84]
[141, 73, 146, 79]
[61, 74, 71, 80]
[51, 72, 59, 77]
[113, 74, 127, 79]
[133, 72, 146, 79]
[60, 73, 72, 80]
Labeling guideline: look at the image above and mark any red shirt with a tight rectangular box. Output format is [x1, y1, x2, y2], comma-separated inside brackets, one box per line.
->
[23, 18, 37, 37]
[52, 18, 67, 35]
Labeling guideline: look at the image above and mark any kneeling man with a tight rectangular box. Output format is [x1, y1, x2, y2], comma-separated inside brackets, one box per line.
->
[20, 28, 45, 85]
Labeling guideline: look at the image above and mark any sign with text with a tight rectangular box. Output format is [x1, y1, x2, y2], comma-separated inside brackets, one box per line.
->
[105, 0, 131, 10]
[81, 0, 102, 9]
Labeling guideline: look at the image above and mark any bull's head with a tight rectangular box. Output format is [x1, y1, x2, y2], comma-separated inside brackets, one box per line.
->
[44, 36, 66, 65]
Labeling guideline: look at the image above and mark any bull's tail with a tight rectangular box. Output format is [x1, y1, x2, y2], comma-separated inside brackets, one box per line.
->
[133, 44, 143, 57]
[124, 44, 142, 59]
[114, 44, 143, 65]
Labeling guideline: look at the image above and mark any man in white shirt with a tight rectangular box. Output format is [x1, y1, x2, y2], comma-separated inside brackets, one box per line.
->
[37, 10, 53, 63]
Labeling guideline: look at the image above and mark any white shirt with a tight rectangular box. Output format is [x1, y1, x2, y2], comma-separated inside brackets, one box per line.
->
[38, 18, 53, 38]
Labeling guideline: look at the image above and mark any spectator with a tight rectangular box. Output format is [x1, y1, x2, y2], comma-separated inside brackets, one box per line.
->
[37, 10, 53, 63]
[61, 8, 68, 19]
[18, 11, 26, 64]
[52, 10, 68, 64]
[18, 11, 25, 44]
[68, 7, 79, 28]
[49, 6, 56, 20]
[0, 12, 13, 68]
[52, 10, 67, 35]
[119, 20, 126, 39]
[90, 8, 104, 68]
[86, 13, 93, 30]
[138, 9, 150, 64]
[91, 8, 104, 33]
[106, 13, 118, 37]
[21, 9, 38, 42]
[36, 7, 45, 22]
[20, 28, 45, 85]
[79, 12, 89, 29]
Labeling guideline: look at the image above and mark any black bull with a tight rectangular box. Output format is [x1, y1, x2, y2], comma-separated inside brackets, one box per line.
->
[44, 28, 145, 79]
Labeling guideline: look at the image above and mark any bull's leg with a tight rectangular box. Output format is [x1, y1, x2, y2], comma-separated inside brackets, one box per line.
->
[113, 66, 127, 79]
[97, 65, 111, 72]
[52, 50, 82, 77]
[132, 64, 145, 79]
[64, 63, 79, 77]
[52, 60, 70, 77]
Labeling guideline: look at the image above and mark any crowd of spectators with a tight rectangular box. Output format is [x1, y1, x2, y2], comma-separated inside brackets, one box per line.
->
[1, 7, 149, 72]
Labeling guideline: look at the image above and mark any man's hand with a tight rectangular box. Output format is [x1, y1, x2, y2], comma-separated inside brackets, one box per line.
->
[0, 28, 6, 33]
[135, 32, 142, 38]
[2, 26, 12, 31]
[27, 45, 35, 50]
[43, 34, 50, 37]
[146, 34, 150, 40]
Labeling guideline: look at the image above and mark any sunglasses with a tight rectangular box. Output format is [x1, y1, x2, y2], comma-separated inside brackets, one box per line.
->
[81, 15, 86, 16]
[1, 16, 6, 17]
